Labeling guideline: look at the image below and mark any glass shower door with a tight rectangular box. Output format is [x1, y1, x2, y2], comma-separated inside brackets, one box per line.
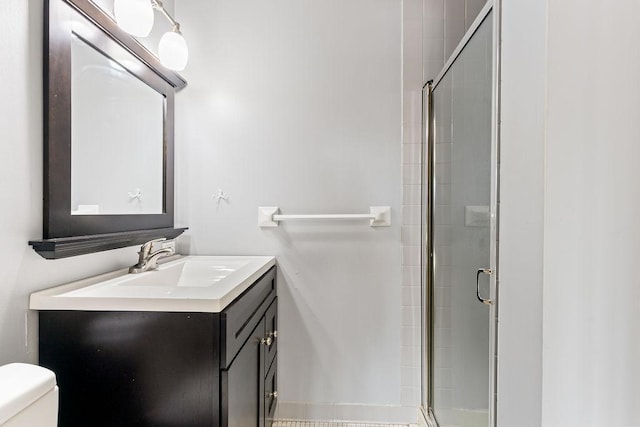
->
[427, 9, 495, 427]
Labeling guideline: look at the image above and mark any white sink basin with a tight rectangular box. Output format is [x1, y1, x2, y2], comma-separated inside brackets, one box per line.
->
[30, 256, 276, 313]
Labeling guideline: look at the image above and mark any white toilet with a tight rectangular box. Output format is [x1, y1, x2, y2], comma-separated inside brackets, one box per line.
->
[0, 363, 58, 427]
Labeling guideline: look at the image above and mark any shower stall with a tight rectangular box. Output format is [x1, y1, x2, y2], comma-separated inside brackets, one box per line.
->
[421, 3, 498, 427]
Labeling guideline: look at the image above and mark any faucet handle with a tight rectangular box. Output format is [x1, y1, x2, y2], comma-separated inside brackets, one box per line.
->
[140, 238, 166, 253]
[130, 238, 173, 274]
[138, 238, 167, 262]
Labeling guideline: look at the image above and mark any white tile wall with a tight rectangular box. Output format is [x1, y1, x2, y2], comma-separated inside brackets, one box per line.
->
[402, 144, 423, 164]
[444, 0, 466, 59]
[432, 101, 453, 406]
[401, 0, 424, 412]
[402, 206, 422, 227]
[402, 186, 422, 207]
[402, 165, 422, 186]
[423, 0, 445, 80]
[423, 0, 488, 81]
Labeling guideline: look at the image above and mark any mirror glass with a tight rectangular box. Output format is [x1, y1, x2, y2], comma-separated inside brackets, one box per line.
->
[70, 33, 164, 215]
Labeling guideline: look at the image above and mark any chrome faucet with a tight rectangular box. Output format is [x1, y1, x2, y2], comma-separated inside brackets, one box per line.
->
[129, 238, 175, 274]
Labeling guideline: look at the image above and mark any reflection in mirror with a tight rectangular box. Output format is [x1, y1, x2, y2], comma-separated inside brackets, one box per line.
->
[70, 33, 164, 215]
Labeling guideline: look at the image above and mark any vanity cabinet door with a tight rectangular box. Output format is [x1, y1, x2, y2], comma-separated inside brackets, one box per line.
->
[264, 357, 278, 427]
[264, 299, 278, 374]
[222, 317, 265, 427]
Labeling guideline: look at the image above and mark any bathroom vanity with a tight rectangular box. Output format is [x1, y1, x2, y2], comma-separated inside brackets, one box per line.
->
[30, 256, 277, 427]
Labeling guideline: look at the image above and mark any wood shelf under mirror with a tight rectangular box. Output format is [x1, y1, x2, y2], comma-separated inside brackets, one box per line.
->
[30, 227, 187, 259]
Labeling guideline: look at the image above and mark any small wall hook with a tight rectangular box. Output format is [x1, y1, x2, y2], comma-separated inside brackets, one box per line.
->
[128, 188, 143, 201]
[214, 189, 229, 205]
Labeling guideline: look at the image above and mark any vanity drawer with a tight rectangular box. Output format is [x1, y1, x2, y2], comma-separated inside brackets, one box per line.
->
[220, 266, 276, 368]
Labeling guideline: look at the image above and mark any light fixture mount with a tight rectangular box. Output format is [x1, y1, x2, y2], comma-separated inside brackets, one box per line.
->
[151, 0, 180, 31]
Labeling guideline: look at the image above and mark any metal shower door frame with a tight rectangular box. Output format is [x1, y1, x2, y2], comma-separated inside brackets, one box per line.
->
[420, 1, 501, 426]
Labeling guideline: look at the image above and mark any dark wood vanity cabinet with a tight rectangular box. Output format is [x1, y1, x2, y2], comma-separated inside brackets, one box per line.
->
[38, 266, 278, 427]
[222, 284, 278, 427]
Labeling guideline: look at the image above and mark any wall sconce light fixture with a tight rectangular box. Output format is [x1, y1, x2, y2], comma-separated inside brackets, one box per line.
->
[113, 0, 189, 71]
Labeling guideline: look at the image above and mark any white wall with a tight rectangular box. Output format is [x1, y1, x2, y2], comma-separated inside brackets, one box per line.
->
[401, 0, 425, 413]
[542, 0, 640, 425]
[501, 0, 640, 426]
[175, 0, 408, 422]
[497, 0, 546, 426]
[0, 0, 141, 365]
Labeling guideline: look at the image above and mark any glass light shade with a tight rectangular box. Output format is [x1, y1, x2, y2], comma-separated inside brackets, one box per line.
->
[159, 31, 189, 71]
[114, 0, 154, 37]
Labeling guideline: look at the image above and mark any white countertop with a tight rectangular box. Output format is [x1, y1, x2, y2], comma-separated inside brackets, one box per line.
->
[29, 255, 276, 313]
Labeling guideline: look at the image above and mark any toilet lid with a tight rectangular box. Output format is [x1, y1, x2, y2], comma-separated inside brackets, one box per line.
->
[0, 363, 57, 425]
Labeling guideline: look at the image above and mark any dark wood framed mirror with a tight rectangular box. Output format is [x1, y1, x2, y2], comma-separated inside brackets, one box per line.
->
[30, 0, 187, 259]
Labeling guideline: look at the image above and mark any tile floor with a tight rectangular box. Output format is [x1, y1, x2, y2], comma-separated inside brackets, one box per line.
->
[273, 422, 412, 427]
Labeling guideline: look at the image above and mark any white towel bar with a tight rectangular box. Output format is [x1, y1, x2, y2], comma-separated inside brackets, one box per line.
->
[258, 206, 391, 227]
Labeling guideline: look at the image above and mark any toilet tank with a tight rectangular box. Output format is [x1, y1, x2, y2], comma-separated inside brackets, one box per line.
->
[0, 363, 58, 427]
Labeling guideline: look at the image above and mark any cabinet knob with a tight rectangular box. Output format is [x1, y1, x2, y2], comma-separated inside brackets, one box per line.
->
[267, 391, 278, 399]
[262, 330, 278, 346]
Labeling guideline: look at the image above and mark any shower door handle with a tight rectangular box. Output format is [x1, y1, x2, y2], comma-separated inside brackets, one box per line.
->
[476, 268, 494, 305]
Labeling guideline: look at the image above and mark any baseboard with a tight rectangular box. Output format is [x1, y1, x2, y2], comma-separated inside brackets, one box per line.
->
[418, 407, 429, 427]
[276, 401, 417, 424]
[432, 408, 488, 427]
[417, 406, 437, 427]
